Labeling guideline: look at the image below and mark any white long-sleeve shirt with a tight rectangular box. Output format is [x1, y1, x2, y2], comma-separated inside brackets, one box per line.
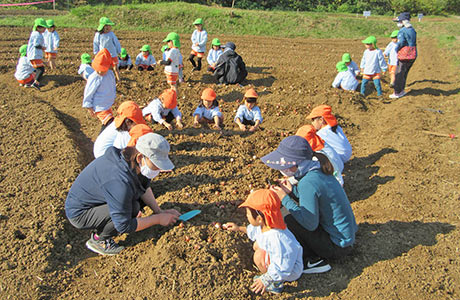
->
[43, 30, 60, 53]
[93, 31, 121, 57]
[246, 225, 303, 284]
[142, 98, 182, 124]
[191, 29, 208, 53]
[193, 105, 222, 120]
[383, 41, 398, 66]
[15, 56, 35, 81]
[93, 122, 129, 158]
[317, 125, 352, 164]
[78, 63, 94, 80]
[234, 105, 263, 123]
[164, 47, 181, 75]
[332, 70, 359, 91]
[347, 61, 360, 77]
[360, 48, 388, 75]
[27, 31, 45, 60]
[207, 48, 223, 65]
[82, 70, 116, 112]
[135, 53, 156, 66]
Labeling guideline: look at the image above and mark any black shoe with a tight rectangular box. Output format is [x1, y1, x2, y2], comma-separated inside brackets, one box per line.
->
[85, 233, 124, 255]
[192, 67, 200, 71]
[31, 83, 41, 91]
[303, 258, 331, 274]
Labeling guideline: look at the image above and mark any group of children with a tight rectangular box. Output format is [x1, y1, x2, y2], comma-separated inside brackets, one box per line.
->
[332, 31, 400, 98]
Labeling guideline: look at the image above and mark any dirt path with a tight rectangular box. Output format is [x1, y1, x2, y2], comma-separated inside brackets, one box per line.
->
[0, 27, 459, 299]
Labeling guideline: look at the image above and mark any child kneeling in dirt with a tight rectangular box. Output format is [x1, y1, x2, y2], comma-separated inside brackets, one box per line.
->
[143, 89, 184, 131]
[234, 88, 263, 132]
[342, 53, 360, 77]
[118, 48, 133, 70]
[78, 53, 94, 80]
[193, 88, 223, 130]
[225, 189, 303, 294]
[136, 45, 156, 71]
[15, 45, 35, 88]
[332, 61, 359, 92]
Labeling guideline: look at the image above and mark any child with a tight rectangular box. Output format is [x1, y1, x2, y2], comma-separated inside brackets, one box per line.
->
[160, 32, 181, 93]
[224, 189, 303, 294]
[93, 17, 121, 81]
[93, 100, 146, 158]
[383, 30, 399, 88]
[296, 124, 344, 186]
[189, 18, 208, 71]
[306, 105, 352, 164]
[136, 45, 156, 71]
[143, 89, 184, 131]
[193, 88, 223, 130]
[27, 18, 49, 90]
[342, 53, 360, 77]
[234, 88, 263, 132]
[360, 36, 388, 97]
[83, 48, 116, 131]
[43, 19, 60, 70]
[118, 48, 133, 70]
[207, 38, 223, 72]
[78, 53, 94, 80]
[332, 61, 359, 91]
[15, 45, 35, 88]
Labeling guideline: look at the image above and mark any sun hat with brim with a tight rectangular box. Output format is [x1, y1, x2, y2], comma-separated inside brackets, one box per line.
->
[140, 45, 151, 52]
[336, 61, 348, 72]
[390, 30, 399, 38]
[19, 44, 28, 57]
[127, 124, 153, 147]
[296, 125, 325, 151]
[120, 48, 127, 58]
[92, 48, 112, 72]
[362, 36, 377, 47]
[211, 38, 221, 46]
[160, 89, 177, 109]
[136, 133, 174, 171]
[33, 18, 49, 31]
[342, 53, 351, 63]
[46, 19, 55, 28]
[81, 53, 92, 64]
[193, 18, 203, 25]
[261, 135, 313, 170]
[393, 12, 410, 22]
[244, 88, 258, 99]
[239, 189, 286, 230]
[163, 32, 181, 48]
[201, 88, 217, 101]
[97, 17, 115, 31]
[114, 101, 146, 128]
[306, 104, 338, 127]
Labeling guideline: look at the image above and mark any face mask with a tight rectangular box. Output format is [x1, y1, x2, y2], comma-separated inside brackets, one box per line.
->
[280, 169, 296, 177]
[140, 157, 160, 179]
[397, 22, 403, 28]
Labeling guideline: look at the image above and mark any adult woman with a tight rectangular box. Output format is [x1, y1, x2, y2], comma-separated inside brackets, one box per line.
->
[65, 133, 180, 255]
[390, 12, 417, 99]
[261, 136, 357, 273]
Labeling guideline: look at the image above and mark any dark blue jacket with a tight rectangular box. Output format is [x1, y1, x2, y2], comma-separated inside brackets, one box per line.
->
[396, 26, 417, 57]
[65, 147, 147, 234]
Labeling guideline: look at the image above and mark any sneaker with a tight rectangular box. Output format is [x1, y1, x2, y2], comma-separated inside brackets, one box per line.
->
[389, 90, 407, 99]
[253, 275, 284, 294]
[303, 258, 331, 274]
[24, 83, 33, 88]
[85, 233, 124, 255]
[31, 82, 41, 91]
[192, 67, 200, 72]
[19, 83, 23, 87]
[389, 83, 394, 88]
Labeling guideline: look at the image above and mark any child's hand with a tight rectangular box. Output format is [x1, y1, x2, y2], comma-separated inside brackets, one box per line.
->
[145, 114, 152, 122]
[238, 124, 246, 131]
[164, 122, 173, 130]
[176, 120, 184, 129]
[86, 108, 96, 117]
[249, 125, 258, 132]
[251, 279, 266, 294]
[212, 124, 221, 130]
[224, 222, 239, 232]
[193, 121, 201, 128]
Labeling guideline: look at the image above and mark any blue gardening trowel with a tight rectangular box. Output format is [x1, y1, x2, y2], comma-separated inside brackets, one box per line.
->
[178, 210, 201, 222]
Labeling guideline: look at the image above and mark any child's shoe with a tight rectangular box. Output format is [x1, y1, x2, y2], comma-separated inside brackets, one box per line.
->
[31, 82, 41, 91]
[265, 281, 284, 294]
[19, 83, 23, 87]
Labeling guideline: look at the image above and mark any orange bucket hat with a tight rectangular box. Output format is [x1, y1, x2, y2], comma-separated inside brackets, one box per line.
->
[92, 48, 112, 72]
[127, 124, 153, 147]
[244, 88, 258, 99]
[306, 105, 338, 127]
[296, 125, 325, 151]
[239, 189, 286, 230]
[114, 101, 146, 128]
[201, 88, 217, 101]
[160, 89, 177, 109]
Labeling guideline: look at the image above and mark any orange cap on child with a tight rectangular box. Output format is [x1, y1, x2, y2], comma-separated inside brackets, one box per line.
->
[201, 88, 217, 101]
[296, 125, 325, 151]
[114, 101, 146, 128]
[239, 189, 286, 230]
[306, 105, 338, 127]
[127, 124, 153, 147]
[244, 88, 258, 99]
[161, 89, 177, 109]
[92, 48, 112, 72]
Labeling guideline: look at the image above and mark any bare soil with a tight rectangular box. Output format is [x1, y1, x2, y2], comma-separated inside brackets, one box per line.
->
[0, 27, 459, 300]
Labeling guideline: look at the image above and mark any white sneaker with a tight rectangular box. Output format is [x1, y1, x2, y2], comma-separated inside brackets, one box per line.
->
[389, 93, 399, 99]
[303, 259, 332, 274]
[389, 90, 407, 99]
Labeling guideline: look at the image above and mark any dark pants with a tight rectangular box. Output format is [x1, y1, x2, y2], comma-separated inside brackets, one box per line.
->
[69, 200, 140, 240]
[189, 54, 202, 70]
[241, 118, 255, 126]
[119, 64, 133, 70]
[394, 59, 415, 94]
[138, 65, 154, 71]
[285, 214, 353, 261]
[35, 66, 45, 82]
[154, 111, 175, 124]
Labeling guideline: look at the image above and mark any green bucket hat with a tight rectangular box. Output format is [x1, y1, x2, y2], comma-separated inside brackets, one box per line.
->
[161, 45, 169, 53]
[97, 17, 115, 31]
[120, 48, 127, 58]
[362, 36, 377, 47]
[140, 45, 151, 52]
[81, 53, 92, 64]
[193, 18, 203, 25]
[163, 32, 181, 48]
[46, 19, 55, 28]
[336, 61, 348, 72]
[390, 30, 399, 38]
[342, 53, 351, 63]
[33, 18, 48, 31]
[19, 44, 28, 57]
[211, 38, 221, 46]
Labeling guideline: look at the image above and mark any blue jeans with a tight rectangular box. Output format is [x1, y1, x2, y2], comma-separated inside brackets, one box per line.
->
[361, 78, 382, 96]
